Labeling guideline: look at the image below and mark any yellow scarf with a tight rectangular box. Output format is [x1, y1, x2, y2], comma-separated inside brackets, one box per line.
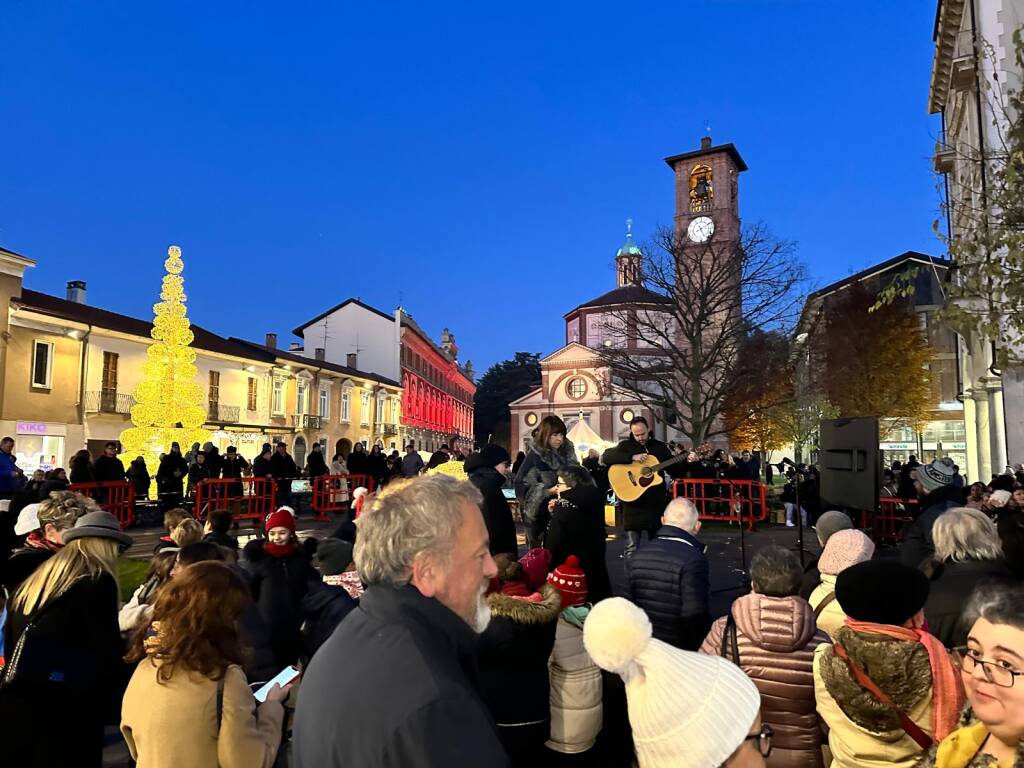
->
[934, 722, 1010, 768]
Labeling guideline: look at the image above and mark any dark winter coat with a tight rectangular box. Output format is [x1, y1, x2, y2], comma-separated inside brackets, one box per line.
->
[900, 484, 965, 568]
[300, 580, 358, 662]
[514, 438, 579, 537]
[799, 557, 823, 601]
[270, 452, 298, 498]
[220, 453, 249, 479]
[602, 436, 676, 531]
[293, 583, 510, 768]
[69, 457, 94, 485]
[478, 584, 561, 758]
[997, 509, 1024, 579]
[628, 524, 711, 650]
[0, 572, 127, 768]
[126, 460, 150, 498]
[251, 455, 272, 478]
[1, 543, 56, 596]
[925, 558, 1015, 648]
[306, 449, 329, 478]
[401, 452, 425, 477]
[93, 454, 126, 483]
[156, 452, 187, 495]
[467, 461, 517, 557]
[36, 477, 69, 501]
[243, 540, 318, 666]
[186, 461, 212, 495]
[544, 483, 613, 603]
[701, 594, 828, 768]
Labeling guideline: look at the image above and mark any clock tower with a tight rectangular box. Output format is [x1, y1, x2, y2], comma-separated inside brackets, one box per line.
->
[664, 135, 747, 248]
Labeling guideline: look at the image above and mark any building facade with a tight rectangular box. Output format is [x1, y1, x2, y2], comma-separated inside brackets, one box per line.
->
[794, 251, 968, 472]
[0, 246, 400, 474]
[291, 300, 475, 454]
[929, 0, 1024, 479]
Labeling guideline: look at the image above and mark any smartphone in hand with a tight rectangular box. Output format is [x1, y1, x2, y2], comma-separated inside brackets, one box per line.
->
[253, 666, 301, 703]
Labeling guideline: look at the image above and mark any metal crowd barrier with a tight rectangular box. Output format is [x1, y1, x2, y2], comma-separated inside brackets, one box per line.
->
[192, 476, 276, 526]
[310, 474, 376, 521]
[70, 480, 135, 529]
[670, 478, 769, 531]
[860, 497, 919, 544]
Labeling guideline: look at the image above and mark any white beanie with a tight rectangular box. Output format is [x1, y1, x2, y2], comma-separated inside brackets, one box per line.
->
[583, 597, 761, 768]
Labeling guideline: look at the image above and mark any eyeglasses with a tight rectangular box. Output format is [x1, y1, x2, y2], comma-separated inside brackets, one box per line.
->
[952, 647, 1024, 688]
[741, 724, 773, 758]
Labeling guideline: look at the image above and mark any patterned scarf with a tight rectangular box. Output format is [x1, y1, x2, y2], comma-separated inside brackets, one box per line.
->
[25, 530, 62, 553]
[143, 620, 164, 656]
[324, 571, 364, 599]
[845, 618, 965, 741]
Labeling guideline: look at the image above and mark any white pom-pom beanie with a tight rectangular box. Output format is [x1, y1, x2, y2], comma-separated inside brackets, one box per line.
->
[583, 597, 761, 768]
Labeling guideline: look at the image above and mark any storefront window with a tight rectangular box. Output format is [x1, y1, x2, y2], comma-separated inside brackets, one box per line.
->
[15, 434, 65, 475]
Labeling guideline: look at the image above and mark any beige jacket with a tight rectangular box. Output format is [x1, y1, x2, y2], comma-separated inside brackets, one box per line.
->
[546, 611, 602, 754]
[809, 574, 847, 639]
[813, 635, 934, 768]
[121, 660, 284, 768]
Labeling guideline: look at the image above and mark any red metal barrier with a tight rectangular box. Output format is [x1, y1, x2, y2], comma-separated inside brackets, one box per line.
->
[70, 480, 135, 529]
[192, 476, 276, 525]
[311, 474, 376, 521]
[861, 497, 919, 544]
[671, 478, 769, 530]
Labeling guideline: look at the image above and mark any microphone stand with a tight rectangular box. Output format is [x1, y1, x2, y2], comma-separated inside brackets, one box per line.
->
[708, 462, 752, 595]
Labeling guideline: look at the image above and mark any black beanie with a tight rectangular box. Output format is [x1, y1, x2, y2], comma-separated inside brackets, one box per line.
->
[479, 443, 510, 469]
[836, 559, 930, 625]
[316, 537, 355, 577]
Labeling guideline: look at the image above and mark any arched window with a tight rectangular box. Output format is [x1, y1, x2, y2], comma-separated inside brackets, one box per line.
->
[689, 164, 713, 212]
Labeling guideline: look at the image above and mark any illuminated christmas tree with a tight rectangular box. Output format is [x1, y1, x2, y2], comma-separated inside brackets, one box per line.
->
[120, 246, 210, 478]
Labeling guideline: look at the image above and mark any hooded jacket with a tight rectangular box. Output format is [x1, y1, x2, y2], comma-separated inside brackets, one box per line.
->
[627, 524, 711, 650]
[700, 593, 828, 768]
[814, 626, 936, 768]
[546, 606, 602, 755]
[478, 583, 561, 755]
[544, 483, 613, 603]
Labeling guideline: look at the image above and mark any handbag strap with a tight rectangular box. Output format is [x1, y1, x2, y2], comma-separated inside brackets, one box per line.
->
[833, 642, 932, 750]
[216, 675, 225, 731]
[720, 613, 741, 666]
[813, 592, 837, 620]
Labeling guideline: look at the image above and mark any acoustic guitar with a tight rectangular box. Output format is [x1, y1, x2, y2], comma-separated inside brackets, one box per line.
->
[607, 452, 689, 503]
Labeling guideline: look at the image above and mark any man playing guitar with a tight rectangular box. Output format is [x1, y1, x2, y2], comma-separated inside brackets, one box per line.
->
[602, 416, 684, 567]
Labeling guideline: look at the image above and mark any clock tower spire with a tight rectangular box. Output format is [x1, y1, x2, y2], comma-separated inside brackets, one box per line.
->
[615, 217, 643, 287]
[664, 135, 747, 247]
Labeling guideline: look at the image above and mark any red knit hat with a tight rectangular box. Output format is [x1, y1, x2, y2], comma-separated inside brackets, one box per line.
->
[265, 507, 296, 533]
[519, 548, 553, 591]
[548, 555, 587, 607]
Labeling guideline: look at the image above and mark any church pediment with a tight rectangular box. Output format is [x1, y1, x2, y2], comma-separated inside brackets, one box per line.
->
[541, 342, 602, 367]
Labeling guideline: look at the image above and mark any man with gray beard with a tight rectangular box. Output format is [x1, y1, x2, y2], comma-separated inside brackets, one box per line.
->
[294, 474, 508, 768]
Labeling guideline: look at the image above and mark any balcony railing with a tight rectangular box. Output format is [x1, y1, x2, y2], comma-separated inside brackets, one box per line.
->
[951, 29, 976, 88]
[84, 391, 135, 415]
[291, 414, 321, 430]
[207, 403, 240, 423]
[377, 422, 399, 436]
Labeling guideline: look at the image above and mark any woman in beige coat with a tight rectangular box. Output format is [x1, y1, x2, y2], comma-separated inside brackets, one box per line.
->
[121, 561, 290, 768]
[808, 529, 875, 638]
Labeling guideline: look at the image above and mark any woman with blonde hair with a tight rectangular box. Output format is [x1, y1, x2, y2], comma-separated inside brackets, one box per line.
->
[514, 415, 579, 547]
[0, 510, 132, 768]
[925, 507, 1013, 648]
[170, 516, 203, 548]
[121, 561, 289, 768]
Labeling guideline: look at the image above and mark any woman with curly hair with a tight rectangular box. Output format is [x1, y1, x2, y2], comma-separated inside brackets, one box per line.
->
[121, 561, 290, 768]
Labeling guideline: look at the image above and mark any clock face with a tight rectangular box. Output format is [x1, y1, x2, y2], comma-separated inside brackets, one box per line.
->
[687, 216, 715, 243]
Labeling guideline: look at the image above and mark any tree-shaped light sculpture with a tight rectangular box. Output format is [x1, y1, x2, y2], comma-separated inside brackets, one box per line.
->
[120, 246, 211, 479]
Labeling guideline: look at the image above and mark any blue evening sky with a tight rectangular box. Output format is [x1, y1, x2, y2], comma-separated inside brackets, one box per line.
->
[1, 2, 942, 374]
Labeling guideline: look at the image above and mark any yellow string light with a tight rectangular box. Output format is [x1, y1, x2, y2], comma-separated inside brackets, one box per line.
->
[120, 245, 211, 484]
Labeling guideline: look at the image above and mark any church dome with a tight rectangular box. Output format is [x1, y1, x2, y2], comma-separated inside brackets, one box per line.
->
[616, 234, 641, 258]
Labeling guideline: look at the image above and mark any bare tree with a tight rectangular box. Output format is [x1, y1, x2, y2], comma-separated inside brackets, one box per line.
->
[596, 222, 810, 446]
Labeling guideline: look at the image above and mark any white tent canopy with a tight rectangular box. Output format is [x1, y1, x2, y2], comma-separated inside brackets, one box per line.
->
[567, 413, 614, 458]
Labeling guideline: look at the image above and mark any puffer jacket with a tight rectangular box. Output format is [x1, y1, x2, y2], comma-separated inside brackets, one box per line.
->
[916, 707, 1024, 767]
[546, 607, 602, 755]
[478, 584, 562, 758]
[627, 524, 711, 650]
[700, 593, 828, 768]
[809, 573, 846, 639]
[814, 627, 936, 768]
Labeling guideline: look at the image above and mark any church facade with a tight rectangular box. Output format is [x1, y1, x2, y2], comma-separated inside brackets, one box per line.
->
[509, 136, 746, 454]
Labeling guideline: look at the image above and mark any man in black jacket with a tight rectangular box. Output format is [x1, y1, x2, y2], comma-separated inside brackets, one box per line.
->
[270, 442, 297, 508]
[627, 496, 711, 650]
[602, 416, 680, 566]
[293, 474, 508, 768]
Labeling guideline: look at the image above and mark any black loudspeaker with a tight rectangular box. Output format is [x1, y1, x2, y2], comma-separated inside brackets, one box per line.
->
[819, 417, 880, 511]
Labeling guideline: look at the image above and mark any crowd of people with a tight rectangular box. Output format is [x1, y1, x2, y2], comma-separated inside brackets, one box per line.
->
[2, 419, 1024, 767]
